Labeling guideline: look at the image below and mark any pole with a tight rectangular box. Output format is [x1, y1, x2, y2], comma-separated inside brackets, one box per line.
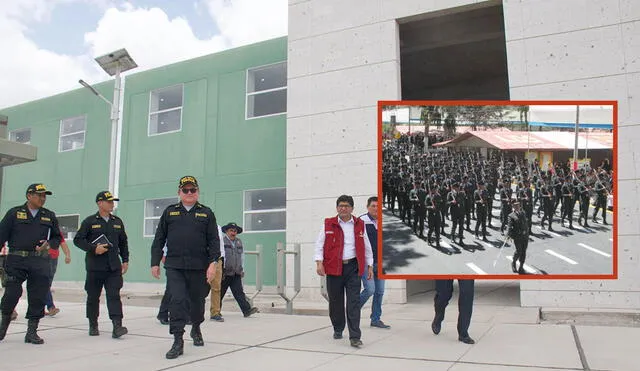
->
[527, 118, 531, 172]
[573, 105, 579, 171]
[109, 65, 122, 206]
[585, 129, 589, 168]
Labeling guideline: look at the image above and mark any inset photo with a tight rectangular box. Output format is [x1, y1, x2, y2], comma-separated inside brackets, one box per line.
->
[378, 101, 616, 279]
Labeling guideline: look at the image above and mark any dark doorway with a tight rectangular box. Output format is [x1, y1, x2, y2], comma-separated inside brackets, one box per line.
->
[399, 1, 510, 100]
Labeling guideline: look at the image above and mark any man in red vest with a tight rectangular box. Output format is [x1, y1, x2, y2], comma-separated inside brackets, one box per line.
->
[314, 195, 373, 348]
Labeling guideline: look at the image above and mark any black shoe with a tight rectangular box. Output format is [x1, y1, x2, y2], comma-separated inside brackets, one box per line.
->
[350, 338, 363, 347]
[25, 320, 44, 345]
[166, 338, 184, 359]
[458, 335, 475, 344]
[511, 261, 517, 273]
[370, 321, 391, 329]
[431, 313, 443, 335]
[244, 307, 259, 318]
[0, 314, 11, 341]
[112, 320, 128, 339]
[89, 322, 100, 336]
[190, 326, 204, 346]
[333, 332, 343, 339]
[158, 317, 169, 325]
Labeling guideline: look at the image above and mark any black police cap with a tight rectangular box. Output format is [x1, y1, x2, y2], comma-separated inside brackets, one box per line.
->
[26, 183, 52, 195]
[96, 191, 119, 202]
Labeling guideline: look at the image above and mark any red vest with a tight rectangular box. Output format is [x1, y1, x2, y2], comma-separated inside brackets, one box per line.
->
[322, 216, 366, 276]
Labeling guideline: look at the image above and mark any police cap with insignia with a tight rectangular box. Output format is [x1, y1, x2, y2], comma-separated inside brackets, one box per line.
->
[179, 175, 199, 188]
[26, 183, 52, 195]
[96, 191, 119, 202]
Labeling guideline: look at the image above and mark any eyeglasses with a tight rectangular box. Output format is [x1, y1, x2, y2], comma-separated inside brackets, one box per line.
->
[181, 188, 198, 194]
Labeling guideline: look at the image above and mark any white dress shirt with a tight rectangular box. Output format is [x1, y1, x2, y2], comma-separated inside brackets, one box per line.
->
[314, 216, 374, 267]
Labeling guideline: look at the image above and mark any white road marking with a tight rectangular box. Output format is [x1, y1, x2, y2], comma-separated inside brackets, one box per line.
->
[537, 226, 562, 238]
[466, 262, 488, 275]
[578, 243, 611, 258]
[505, 256, 538, 274]
[545, 249, 578, 265]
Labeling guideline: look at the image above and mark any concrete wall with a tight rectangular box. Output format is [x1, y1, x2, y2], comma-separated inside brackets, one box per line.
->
[286, 0, 483, 303]
[502, 0, 639, 308]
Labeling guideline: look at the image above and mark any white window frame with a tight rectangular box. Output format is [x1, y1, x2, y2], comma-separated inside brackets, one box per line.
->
[148, 84, 184, 137]
[9, 128, 31, 144]
[245, 61, 288, 120]
[58, 115, 86, 152]
[242, 187, 286, 233]
[57, 214, 80, 240]
[143, 197, 179, 237]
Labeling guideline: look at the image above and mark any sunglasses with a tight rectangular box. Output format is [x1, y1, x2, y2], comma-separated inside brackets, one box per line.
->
[181, 188, 198, 194]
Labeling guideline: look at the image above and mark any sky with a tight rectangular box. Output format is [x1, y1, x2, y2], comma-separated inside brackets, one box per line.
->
[0, 0, 288, 109]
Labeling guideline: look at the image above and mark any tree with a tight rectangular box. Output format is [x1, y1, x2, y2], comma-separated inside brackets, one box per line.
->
[457, 105, 509, 130]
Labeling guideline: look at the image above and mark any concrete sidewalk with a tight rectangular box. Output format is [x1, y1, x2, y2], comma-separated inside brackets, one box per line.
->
[0, 282, 638, 371]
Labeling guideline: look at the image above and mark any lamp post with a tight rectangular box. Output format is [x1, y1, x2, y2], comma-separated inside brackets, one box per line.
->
[79, 49, 137, 206]
[573, 105, 580, 171]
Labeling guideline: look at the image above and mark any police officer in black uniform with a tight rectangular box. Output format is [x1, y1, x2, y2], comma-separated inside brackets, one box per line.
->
[560, 176, 575, 229]
[426, 184, 442, 248]
[0, 183, 62, 344]
[507, 200, 529, 274]
[447, 183, 465, 245]
[592, 174, 609, 225]
[151, 176, 220, 359]
[73, 191, 129, 338]
[474, 181, 488, 241]
[577, 175, 591, 228]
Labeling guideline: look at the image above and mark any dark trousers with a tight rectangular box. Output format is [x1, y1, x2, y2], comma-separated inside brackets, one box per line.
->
[541, 201, 554, 228]
[85, 270, 124, 320]
[220, 274, 251, 315]
[44, 257, 59, 309]
[326, 259, 361, 340]
[0, 255, 49, 320]
[513, 238, 528, 267]
[427, 212, 441, 242]
[434, 280, 474, 338]
[166, 268, 207, 335]
[562, 198, 574, 224]
[579, 198, 590, 223]
[500, 205, 512, 232]
[450, 211, 464, 240]
[413, 208, 425, 236]
[593, 197, 607, 222]
[474, 207, 487, 237]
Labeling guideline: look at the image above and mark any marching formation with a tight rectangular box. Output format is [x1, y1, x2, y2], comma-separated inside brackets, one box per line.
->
[382, 133, 613, 274]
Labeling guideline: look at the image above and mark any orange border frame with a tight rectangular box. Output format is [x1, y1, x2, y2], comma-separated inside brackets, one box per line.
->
[376, 100, 618, 280]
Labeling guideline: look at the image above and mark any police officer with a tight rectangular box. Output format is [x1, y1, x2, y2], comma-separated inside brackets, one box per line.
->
[560, 176, 575, 229]
[447, 183, 465, 245]
[577, 175, 591, 228]
[499, 182, 512, 234]
[426, 185, 442, 248]
[431, 279, 476, 344]
[0, 183, 62, 344]
[474, 181, 488, 241]
[507, 200, 529, 274]
[150, 176, 220, 359]
[592, 174, 609, 225]
[73, 191, 129, 338]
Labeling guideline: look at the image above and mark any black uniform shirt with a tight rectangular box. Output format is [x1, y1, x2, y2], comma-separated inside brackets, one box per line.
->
[0, 203, 62, 252]
[150, 202, 220, 270]
[74, 212, 129, 272]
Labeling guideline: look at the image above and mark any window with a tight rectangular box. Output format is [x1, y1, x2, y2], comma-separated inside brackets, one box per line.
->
[59, 116, 86, 152]
[246, 62, 287, 119]
[144, 197, 178, 237]
[149, 85, 183, 135]
[9, 128, 31, 144]
[58, 215, 80, 240]
[243, 188, 286, 232]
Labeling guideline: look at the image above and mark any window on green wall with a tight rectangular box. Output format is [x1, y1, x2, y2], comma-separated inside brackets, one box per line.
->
[246, 62, 287, 119]
[58, 215, 80, 240]
[59, 116, 86, 152]
[243, 188, 286, 232]
[144, 197, 179, 237]
[149, 84, 183, 136]
[9, 128, 31, 144]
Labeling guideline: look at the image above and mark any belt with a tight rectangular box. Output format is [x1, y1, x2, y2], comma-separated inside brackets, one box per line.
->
[342, 258, 356, 264]
[8, 250, 49, 258]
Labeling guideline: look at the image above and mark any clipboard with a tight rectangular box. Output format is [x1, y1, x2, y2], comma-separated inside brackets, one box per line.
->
[91, 234, 113, 247]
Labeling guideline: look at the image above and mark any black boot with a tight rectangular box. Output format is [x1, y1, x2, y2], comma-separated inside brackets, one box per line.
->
[0, 314, 11, 341]
[190, 325, 204, 346]
[112, 319, 128, 339]
[166, 335, 184, 359]
[89, 319, 99, 336]
[24, 319, 44, 344]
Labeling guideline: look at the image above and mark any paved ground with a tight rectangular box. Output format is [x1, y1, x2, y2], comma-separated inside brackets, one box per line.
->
[382, 195, 614, 276]
[1, 281, 637, 371]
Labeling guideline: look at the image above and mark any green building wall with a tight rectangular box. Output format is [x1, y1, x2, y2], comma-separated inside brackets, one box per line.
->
[1, 37, 288, 286]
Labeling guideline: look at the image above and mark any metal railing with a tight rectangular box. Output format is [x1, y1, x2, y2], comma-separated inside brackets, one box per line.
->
[276, 242, 301, 314]
[244, 244, 263, 307]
